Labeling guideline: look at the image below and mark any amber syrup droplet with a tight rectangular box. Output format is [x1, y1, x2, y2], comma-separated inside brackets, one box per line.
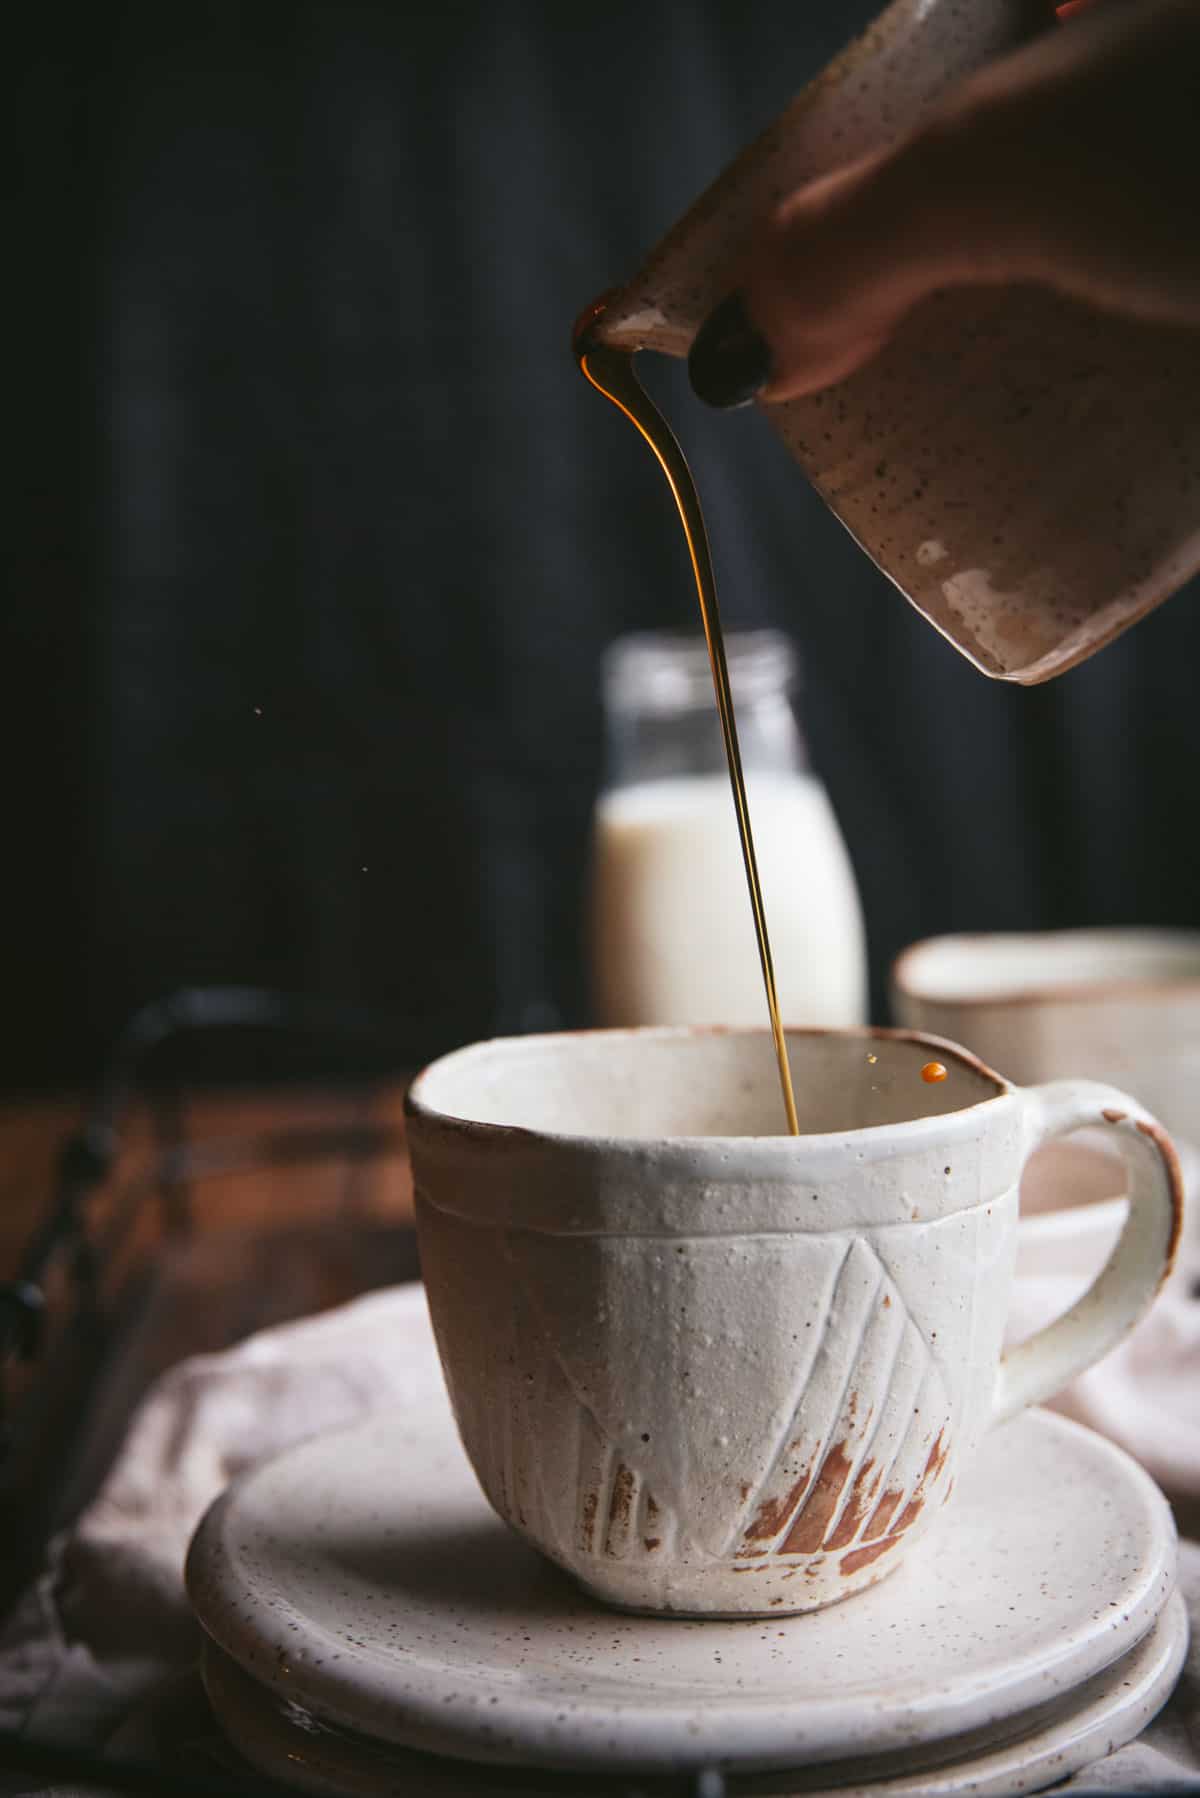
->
[921, 1061, 949, 1084]
[575, 311, 800, 1135]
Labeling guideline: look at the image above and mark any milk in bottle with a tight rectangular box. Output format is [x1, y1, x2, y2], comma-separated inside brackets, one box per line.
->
[590, 631, 866, 1028]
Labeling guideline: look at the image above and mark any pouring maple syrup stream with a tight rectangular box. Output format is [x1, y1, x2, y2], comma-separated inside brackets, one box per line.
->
[574, 298, 801, 1135]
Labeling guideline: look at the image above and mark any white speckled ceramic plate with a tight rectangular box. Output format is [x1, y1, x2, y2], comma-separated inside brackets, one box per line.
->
[185, 1286, 1178, 1778]
[200, 1597, 1187, 1798]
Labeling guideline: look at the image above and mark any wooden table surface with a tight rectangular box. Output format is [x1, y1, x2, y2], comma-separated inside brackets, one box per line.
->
[0, 1082, 418, 1604]
[0, 1083, 415, 1262]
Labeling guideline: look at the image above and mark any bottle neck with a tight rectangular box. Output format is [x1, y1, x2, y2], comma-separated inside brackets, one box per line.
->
[599, 630, 809, 790]
[604, 686, 807, 789]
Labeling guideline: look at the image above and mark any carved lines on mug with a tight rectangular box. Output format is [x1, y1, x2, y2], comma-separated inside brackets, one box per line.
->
[575, 1413, 671, 1563]
[735, 1237, 953, 1564]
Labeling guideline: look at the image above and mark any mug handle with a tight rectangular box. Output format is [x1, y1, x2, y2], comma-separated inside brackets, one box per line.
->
[991, 1079, 1184, 1425]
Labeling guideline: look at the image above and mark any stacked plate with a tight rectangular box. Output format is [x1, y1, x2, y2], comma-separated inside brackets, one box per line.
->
[185, 1287, 1185, 1797]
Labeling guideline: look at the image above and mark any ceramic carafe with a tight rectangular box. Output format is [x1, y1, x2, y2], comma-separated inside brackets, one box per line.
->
[590, 0, 1200, 683]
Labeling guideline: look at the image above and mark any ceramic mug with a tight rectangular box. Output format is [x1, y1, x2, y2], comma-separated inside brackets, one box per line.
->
[405, 1027, 1181, 1617]
[891, 928, 1200, 1144]
[590, 0, 1200, 683]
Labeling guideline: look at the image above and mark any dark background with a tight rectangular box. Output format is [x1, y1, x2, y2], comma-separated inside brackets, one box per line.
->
[9, 0, 1199, 1091]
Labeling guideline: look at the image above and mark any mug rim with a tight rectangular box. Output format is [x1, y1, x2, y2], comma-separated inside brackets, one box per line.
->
[891, 926, 1200, 1013]
[404, 1023, 1010, 1155]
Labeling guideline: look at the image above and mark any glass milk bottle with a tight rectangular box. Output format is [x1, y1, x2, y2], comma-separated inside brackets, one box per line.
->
[589, 630, 867, 1028]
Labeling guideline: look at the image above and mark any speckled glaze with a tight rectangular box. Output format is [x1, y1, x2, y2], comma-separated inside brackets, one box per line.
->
[198, 1599, 1187, 1797]
[404, 1028, 1181, 1616]
[892, 928, 1200, 1144]
[592, 0, 1200, 683]
[184, 1285, 1182, 1779]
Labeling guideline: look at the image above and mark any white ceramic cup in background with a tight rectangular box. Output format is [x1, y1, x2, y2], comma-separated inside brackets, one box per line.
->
[891, 929, 1200, 1145]
[405, 1027, 1181, 1618]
